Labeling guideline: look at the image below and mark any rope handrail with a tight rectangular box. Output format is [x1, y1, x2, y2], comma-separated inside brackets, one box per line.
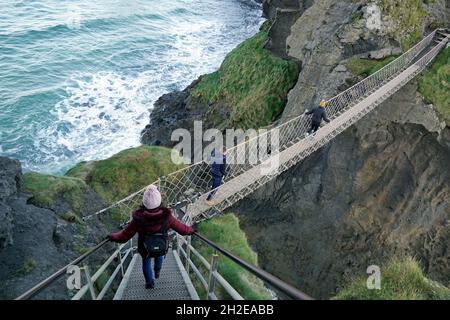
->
[81, 29, 445, 224]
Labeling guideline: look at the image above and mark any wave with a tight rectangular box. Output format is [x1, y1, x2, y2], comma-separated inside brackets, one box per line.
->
[33, 71, 151, 173]
[0, 0, 263, 174]
[1, 12, 170, 41]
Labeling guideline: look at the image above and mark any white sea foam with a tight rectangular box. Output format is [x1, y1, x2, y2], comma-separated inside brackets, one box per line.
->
[23, 0, 263, 174]
[35, 71, 151, 172]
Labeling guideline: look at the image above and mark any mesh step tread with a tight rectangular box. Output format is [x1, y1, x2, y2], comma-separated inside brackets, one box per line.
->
[117, 250, 193, 300]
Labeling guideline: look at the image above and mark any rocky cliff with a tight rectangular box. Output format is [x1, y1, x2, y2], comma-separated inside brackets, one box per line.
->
[0, 156, 116, 299]
[1, 0, 448, 300]
[237, 84, 450, 298]
[234, 0, 450, 298]
[141, 0, 449, 299]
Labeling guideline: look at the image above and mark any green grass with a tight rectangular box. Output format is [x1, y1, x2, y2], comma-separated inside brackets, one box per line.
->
[73, 223, 89, 255]
[95, 269, 111, 291]
[379, 0, 428, 51]
[346, 55, 398, 77]
[192, 214, 272, 300]
[334, 257, 450, 300]
[61, 211, 79, 223]
[418, 47, 450, 124]
[17, 258, 37, 276]
[21, 172, 90, 217]
[351, 10, 364, 23]
[65, 146, 184, 204]
[73, 244, 90, 255]
[191, 22, 299, 129]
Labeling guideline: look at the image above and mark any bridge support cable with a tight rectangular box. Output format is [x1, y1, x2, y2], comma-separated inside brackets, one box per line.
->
[78, 30, 448, 226]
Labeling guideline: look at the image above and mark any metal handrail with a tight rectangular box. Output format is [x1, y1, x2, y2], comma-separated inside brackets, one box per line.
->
[17, 230, 313, 300]
[192, 232, 313, 300]
[71, 243, 133, 300]
[177, 235, 244, 300]
[15, 239, 110, 300]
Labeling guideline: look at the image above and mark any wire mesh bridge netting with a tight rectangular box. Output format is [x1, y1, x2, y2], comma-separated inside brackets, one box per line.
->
[83, 29, 448, 225]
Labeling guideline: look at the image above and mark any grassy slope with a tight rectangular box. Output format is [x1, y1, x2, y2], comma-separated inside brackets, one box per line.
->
[379, 0, 428, 51]
[345, 55, 398, 77]
[192, 214, 272, 300]
[191, 22, 299, 129]
[66, 146, 183, 204]
[21, 172, 90, 219]
[334, 257, 450, 300]
[21, 146, 182, 223]
[418, 47, 450, 124]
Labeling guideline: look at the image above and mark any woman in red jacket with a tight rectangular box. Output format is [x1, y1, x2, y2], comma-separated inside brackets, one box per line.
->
[108, 184, 194, 289]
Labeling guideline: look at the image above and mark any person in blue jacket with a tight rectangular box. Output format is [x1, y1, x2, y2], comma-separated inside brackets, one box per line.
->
[206, 147, 227, 205]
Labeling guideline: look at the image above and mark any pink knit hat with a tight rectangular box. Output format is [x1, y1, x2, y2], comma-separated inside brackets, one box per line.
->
[142, 185, 162, 210]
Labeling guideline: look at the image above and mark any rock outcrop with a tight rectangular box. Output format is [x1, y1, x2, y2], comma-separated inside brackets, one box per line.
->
[234, 0, 450, 298]
[3, 0, 442, 300]
[0, 158, 63, 299]
[140, 78, 219, 148]
[0, 157, 21, 249]
[139, 0, 449, 299]
[236, 80, 450, 298]
[282, 0, 406, 119]
[0, 157, 115, 299]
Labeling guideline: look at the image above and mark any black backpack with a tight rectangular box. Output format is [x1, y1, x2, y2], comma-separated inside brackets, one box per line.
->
[143, 218, 169, 258]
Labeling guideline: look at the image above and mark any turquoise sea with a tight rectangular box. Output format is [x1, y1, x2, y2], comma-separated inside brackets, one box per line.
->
[0, 0, 262, 174]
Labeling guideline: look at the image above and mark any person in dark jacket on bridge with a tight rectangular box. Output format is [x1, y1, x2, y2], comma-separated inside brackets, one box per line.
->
[206, 147, 227, 205]
[305, 99, 330, 135]
[108, 185, 194, 289]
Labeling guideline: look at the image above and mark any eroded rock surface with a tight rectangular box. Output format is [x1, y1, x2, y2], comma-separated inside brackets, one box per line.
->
[235, 0, 450, 298]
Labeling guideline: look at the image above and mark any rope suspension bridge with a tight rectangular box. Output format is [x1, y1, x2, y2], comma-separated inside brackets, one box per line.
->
[15, 29, 449, 300]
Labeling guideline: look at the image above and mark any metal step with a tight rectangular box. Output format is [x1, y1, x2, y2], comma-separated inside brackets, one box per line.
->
[114, 250, 199, 300]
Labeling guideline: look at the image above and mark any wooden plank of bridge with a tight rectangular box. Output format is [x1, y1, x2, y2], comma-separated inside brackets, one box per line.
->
[114, 249, 199, 300]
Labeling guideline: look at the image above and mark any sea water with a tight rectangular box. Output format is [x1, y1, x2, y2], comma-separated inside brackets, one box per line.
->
[0, 0, 262, 174]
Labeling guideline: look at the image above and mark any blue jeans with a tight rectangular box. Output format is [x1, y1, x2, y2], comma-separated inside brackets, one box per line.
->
[142, 256, 164, 284]
[207, 174, 222, 200]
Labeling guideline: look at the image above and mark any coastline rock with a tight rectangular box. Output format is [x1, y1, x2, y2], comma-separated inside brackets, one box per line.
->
[236, 79, 450, 298]
[0, 156, 118, 299]
[138, 0, 450, 298]
[0, 157, 21, 249]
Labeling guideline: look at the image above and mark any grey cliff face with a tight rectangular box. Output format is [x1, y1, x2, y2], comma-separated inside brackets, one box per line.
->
[0, 157, 116, 299]
[139, 0, 450, 298]
[233, 0, 450, 298]
[283, 0, 400, 118]
[0, 157, 64, 299]
[236, 81, 450, 298]
[0, 157, 21, 249]
[139, 0, 449, 298]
